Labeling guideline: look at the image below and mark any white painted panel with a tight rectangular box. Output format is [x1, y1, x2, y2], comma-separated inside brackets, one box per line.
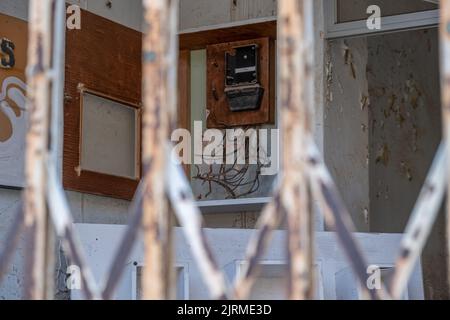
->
[72, 224, 424, 300]
[224, 260, 324, 300]
[230, 0, 277, 22]
[132, 263, 189, 300]
[335, 266, 412, 300]
[179, 0, 232, 30]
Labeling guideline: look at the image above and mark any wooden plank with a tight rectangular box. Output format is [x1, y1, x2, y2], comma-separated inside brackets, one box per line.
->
[179, 20, 277, 50]
[178, 49, 191, 176]
[63, 8, 142, 200]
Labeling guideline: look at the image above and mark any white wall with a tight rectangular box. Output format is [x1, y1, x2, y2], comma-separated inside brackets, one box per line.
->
[72, 224, 424, 300]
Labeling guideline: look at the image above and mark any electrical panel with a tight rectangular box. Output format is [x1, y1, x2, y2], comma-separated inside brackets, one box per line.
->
[206, 37, 274, 128]
[225, 44, 264, 112]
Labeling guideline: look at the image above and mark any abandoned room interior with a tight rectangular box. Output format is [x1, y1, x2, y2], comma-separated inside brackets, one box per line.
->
[0, 0, 450, 301]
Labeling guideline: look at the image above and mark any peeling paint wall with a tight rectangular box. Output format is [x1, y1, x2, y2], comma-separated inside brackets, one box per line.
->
[326, 27, 447, 299]
[325, 38, 370, 232]
[367, 29, 441, 232]
[367, 28, 447, 300]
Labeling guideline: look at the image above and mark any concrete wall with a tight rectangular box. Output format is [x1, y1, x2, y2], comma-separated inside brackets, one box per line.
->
[367, 28, 447, 300]
[325, 37, 370, 231]
[325, 27, 448, 299]
[367, 29, 441, 232]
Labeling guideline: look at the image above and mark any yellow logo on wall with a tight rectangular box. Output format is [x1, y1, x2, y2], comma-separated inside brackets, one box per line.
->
[0, 13, 28, 187]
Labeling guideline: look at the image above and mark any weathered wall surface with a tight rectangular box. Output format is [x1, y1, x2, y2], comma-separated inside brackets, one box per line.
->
[325, 37, 370, 232]
[367, 29, 441, 232]
[367, 28, 447, 300]
[326, 27, 447, 299]
[179, 0, 277, 30]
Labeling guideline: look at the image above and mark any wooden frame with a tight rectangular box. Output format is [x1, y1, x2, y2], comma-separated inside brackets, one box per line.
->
[325, 0, 439, 39]
[178, 50, 191, 177]
[63, 8, 142, 200]
[179, 18, 277, 50]
[179, 19, 276, 130]
[78, 85, 141, 179]
[131, 262, 190, 300]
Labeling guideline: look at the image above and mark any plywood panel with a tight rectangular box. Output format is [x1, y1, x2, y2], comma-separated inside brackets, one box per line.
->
[64, 8, 142, 200]
[179, 20, 276, 50]
[179, 0, 277, 30]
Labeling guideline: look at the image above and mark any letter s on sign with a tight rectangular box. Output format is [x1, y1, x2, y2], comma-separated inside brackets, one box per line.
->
[0, 38, 15, 69]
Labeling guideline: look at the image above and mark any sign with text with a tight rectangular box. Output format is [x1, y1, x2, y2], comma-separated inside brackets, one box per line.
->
[0, 13, 28, 188]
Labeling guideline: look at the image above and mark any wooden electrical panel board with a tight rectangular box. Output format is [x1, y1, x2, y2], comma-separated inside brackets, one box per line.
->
[206, 37, 275, 128]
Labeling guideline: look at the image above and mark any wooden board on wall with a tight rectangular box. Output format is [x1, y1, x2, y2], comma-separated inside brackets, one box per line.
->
[178, 50, 191, 177]
[64, 8, 142, 200]
[179, 20, 277, 51]
[0, 13, 28, 188]
[206, 37, 274, 128]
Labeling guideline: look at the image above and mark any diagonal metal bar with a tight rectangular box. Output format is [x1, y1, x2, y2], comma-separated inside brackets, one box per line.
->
[306, 137, 389, 300]
[166, 152, 229, 300]
[389, 142, 447, 299]
[47, 164, 101, 300]
[101, 182, 145, 300]
[0, 202, 24, 283]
